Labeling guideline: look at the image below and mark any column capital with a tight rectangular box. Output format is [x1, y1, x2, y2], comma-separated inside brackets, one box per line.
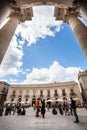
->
[10, 6, 21, 21]
[20, 7, 33, 22]
[73, 0, 87, 5]
[64, 10, 87, 58]
[54, 7, 66, 21]
[10, 6, 33, 22]
[63, 8, 79, 23]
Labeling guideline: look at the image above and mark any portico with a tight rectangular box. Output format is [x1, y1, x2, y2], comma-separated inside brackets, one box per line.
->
[0, 0, 87, 64]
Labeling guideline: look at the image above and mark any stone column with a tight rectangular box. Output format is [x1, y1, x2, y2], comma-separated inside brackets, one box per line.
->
[79, 1, 87, 21]
[65, 13, 87, 58]
[0, 17, 19, 63]
[0, 0, 10, 25]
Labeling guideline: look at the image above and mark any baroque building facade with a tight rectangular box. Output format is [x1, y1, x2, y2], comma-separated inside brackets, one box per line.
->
[6, 81, 82, 106]
[78, 70, 87, 102]
[0, 81, 10, 105]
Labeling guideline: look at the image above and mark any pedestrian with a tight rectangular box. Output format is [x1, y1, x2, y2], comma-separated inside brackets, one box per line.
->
[52, 106, 57, 115]
[0, 106, 3, 116]
[47, 103, 50, 111]
[35, 99, 40, 117]
[58, 104, 63, 115]
[12, 105, 16, 115]
[21, 107, 26, 115]
[33, 104, 36, 111]
[41, 99, 46, 118]
[69, 103, 73, 115]
[70, 97, 79, 123]
[63, 102, 70, 115]
[17, 106, 21, 115]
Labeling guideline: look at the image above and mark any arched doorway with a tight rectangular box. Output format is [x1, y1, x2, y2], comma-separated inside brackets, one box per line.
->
[32, 98, 36, 106]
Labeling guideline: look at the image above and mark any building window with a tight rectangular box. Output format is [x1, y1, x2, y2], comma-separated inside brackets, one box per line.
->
[26, 98, 28, 101]
[26, 90, 29, 95]
[11, 98, 14, 102]
[12, 90, 16, 96]
[70, 89, 75, 96]
[62, 89, 66, 96]
[47, 90, 50, 97]
[2, 87, 7, 93]
[54, 90, 58, 96]
[33, 90, 36, 97]
[19, 90, 22, 95]
[40, 90, 43, 97]
[18, 98, 21, 102]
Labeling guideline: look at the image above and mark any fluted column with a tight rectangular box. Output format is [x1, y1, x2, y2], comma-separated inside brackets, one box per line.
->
[79, 1, 87, 21]
[65, 13, 87, 58]
[0, 0, 10, 25]
[0, 17, 19, 63]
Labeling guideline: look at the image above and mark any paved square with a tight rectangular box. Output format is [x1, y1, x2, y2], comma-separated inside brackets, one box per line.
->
[0, 108, 87, 130]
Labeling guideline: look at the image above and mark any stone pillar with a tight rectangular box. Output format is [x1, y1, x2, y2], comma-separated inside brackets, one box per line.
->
[66, 13, 87, 58]
[0, 17, 19, 63]
[0, 0, 10, 25]
[79, 1, 87, 21]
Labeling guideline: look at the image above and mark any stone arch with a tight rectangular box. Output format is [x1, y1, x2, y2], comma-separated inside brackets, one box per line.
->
[32, 97, 36, 106]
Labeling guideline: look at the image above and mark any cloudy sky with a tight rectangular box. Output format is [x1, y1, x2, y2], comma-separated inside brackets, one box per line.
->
[0, 6, 87, 84]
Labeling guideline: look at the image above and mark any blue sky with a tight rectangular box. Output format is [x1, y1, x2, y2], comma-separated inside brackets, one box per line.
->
[0, 6, 87, 84]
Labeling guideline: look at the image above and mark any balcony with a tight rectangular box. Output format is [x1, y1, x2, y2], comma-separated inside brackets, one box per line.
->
[10, 94, 16, 98]
[24, 95, 30, 98]
[46, 95, 50, 98]
[32, 95, 36, 98]
[40, 94, 43, 98]
[54, 93, 58, 97]
[70, 93, 76, 96]
[18, 95, 22, 98]
[62, 93, 67, 96]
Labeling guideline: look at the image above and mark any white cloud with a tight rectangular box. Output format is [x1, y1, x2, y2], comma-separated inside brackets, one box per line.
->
[0, 6, 63, 79]
[16, 6, 63, 46]
[22, 61, 82, 84]
[0, 6, 83, 84]
[0, 35, 24, 77]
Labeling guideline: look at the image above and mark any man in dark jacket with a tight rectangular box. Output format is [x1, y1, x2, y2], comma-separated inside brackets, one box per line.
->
[70, 97, 79, 123]
[41, 99, 46, 118]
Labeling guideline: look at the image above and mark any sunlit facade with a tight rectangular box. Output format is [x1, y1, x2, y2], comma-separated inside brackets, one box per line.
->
[6, 81, 82, 106]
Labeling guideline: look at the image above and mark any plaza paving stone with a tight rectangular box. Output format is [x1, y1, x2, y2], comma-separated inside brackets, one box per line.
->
[0, 107, 87, 130]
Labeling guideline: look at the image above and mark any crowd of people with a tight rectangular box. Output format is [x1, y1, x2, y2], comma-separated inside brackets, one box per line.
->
[0, 98, 79, 123]
[34, 98, 79, 123]
[0, 104, 26, 116]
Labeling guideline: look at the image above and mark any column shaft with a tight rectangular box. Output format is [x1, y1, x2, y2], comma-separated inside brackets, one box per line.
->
[79, 2, 87, 21]
[0, 0, 10, 25]
[67, 14, 87, 58]
[0, 17, 19, 63]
